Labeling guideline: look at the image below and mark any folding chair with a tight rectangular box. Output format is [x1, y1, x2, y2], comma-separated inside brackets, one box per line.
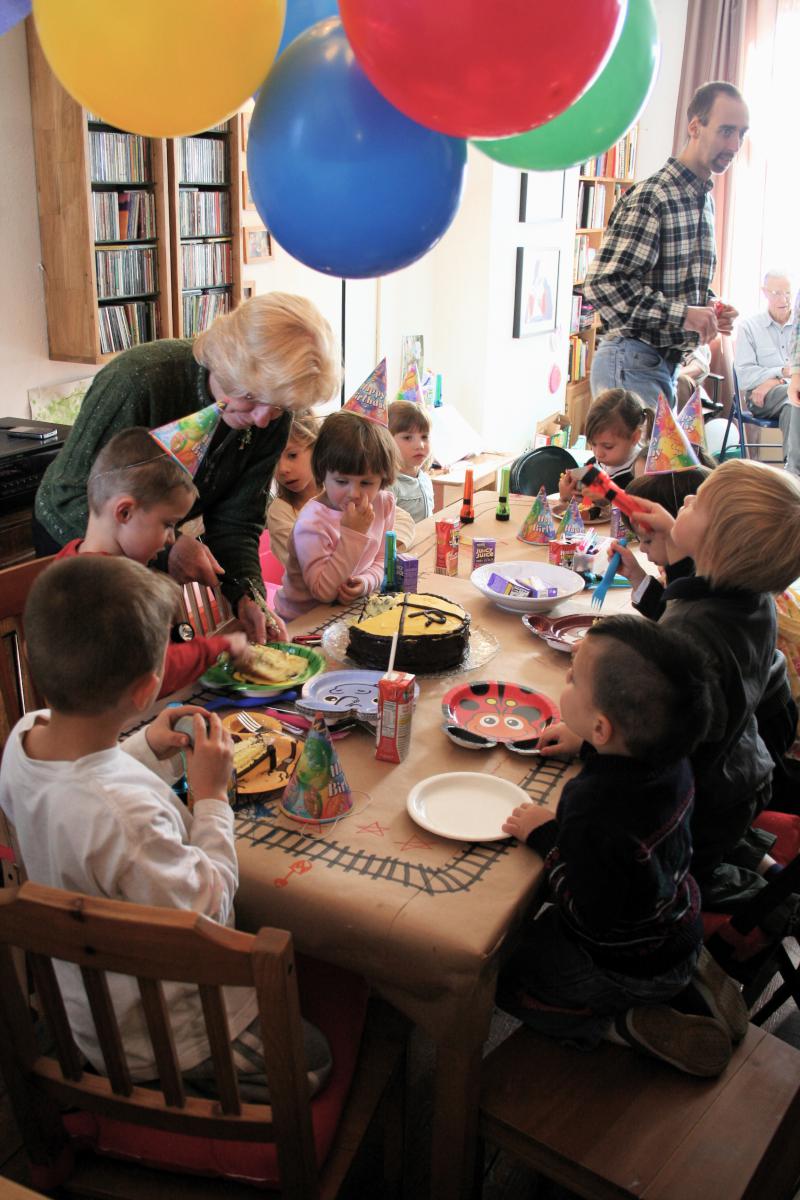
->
[0, 882, 407, 1199]
[719, 368, 783, 464]
[509, 446, 578, 496]
[180, 583, 233, 637]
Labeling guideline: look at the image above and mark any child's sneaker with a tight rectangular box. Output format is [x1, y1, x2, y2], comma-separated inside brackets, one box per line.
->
[690, 946, 749, 1043]
[616, 1006, 732, 1077]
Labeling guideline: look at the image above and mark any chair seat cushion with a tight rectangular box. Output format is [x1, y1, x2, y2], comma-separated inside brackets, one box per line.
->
[56, 956, 368, 1190]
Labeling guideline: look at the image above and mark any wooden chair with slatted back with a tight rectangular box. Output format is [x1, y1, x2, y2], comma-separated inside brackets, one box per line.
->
[0, 882, 407, 1200]
[180, 583, 233, 637]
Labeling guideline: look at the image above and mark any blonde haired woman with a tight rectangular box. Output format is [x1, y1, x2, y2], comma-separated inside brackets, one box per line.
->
[34, 293, 341, 642]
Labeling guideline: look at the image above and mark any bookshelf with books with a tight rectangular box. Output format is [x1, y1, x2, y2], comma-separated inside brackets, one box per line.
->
[167, 123, 243, 338]
[565, 126, 638, 437]
[26, 23, 172, 363]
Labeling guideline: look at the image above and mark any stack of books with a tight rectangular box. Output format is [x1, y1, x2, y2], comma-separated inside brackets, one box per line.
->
[179, 190, 231, 238]
[180, 240, 232, 290]
[89, 131, 149, 183]
[99, 300, 157, 354]
[179, 137, 226, 185]
[95, 246, 156, 298]
[182, 290, 231, 336]
[93, 191, 156, 242]
[579, 127, 638, 180]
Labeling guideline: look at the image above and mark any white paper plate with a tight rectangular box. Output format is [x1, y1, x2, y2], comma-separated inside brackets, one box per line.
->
[406, 772, 529, 842]
[470, 560, 584, 614]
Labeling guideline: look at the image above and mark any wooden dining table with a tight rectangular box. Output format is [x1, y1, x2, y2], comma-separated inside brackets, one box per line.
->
[226, 492, 634, 1200]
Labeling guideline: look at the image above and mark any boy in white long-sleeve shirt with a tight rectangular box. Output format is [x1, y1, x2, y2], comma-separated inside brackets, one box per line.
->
[0, 556, 330, 1096]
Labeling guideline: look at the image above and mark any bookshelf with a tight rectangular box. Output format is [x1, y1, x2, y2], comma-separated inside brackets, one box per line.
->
[167, 122, 243, 338]
[565, 127, 638, 437]
[26, 22, 172, 364]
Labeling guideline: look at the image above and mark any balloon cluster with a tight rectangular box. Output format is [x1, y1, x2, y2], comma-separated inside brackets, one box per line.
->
[29, 0, 660, 279]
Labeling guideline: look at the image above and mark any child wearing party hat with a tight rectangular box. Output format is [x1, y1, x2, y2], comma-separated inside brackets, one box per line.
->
[559, 388, 651, 502]
[388, 399, 434, 522]
[55, 427, 250, 697]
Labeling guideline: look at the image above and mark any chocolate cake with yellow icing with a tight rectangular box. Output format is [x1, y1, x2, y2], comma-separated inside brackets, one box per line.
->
[348, 592, 470, 672]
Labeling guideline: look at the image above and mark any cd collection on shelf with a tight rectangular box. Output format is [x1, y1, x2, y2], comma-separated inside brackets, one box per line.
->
[93, 190, 156, 242]
[179, 190, 231, 238]
[179, 137, 227, 185]
[182, 289, 231, 336]
[95, 245, 157, 299]
[180, 240, 232, 290]
[99, 300, 158, 355]
[89, 130, 149, 184]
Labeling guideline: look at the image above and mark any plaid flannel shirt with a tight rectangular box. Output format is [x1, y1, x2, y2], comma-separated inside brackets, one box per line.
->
[583, 157, 717, 362]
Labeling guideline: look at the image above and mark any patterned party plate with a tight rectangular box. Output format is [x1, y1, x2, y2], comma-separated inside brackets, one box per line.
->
[298, 669, 420, 719]
[441, 680, 559, 753]
[407, 772, 529, 842]
[221, 712, 301, 794]
[200, 642, 325, 698]
[523, 613, 597, 652]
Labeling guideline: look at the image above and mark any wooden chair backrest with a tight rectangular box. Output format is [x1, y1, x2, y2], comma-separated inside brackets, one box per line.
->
[0, 556, 53, 747]
[180, 583, 233, 637]
[0, 882, 321, 1198]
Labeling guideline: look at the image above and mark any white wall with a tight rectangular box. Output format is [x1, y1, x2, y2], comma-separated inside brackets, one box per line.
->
[636, 0, 689, 180]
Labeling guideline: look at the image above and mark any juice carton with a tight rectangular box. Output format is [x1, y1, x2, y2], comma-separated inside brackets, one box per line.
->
[375, 671, 416, 763]
[471, 537, 496, 570]
[396, 553, 419, 592]
[435, 518, 460, 576]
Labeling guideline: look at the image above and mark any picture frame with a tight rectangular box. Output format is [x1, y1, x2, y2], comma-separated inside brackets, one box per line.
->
[519, 171, 565, 223]
[242, 169, 256, 211]
[512, 246, 560, 337]
[242, 227, 272, 265]
[240, 109, 252, 151]
[242, 279, 257, 301]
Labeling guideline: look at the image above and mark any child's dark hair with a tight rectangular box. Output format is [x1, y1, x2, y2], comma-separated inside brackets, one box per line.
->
[87, 427, 197, 515]
[388, 399, 431, 437]
[312, 410, 396, 489]
[585, 388, 652, 446]
[24, 557, 179, 716]
[584, 615, 712, 765]
[625, 460, 715, 519]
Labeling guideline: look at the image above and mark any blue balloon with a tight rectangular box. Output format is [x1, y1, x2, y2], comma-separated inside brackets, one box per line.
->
[276, 0, 338, 57]
[0, 0, 31, 37]
[247, 17, 467, 279]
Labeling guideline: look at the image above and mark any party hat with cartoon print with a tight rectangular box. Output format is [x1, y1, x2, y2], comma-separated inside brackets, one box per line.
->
[343, 359, 388, 426]
[644, 394, 701, 474]
[150, 402, 224, 476]
[676, 388, 707, 448]
[396, 359, 425, 405]
[518, 486, 557, 544]
[280, 715, 353, 824]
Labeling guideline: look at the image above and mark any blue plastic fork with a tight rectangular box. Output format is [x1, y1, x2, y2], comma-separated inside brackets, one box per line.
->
[591, 537, 628, 610]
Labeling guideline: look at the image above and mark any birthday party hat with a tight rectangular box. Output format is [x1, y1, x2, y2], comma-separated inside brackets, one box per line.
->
[396, 359, 425, 405]
[555, 496, 585, 540]
[518, 486, 557, 544]
[644, 395, 701, 475]
[150, 402, 223, 477]
[343, 359, 388, 426]
[280, 715, 353, 824]
[676, 388, 707, 448]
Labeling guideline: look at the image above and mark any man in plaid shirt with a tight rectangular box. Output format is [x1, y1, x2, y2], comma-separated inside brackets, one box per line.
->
[584, 82, 748, 408]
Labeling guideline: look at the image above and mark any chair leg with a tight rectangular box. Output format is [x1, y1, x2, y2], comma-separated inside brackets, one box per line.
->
[736, 398, 747, 460]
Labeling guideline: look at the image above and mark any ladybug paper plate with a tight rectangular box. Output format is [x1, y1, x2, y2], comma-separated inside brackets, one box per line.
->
[441, 680, 559, 750]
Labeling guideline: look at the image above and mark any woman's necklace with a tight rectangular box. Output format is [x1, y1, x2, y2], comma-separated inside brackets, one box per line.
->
[239, 428, 253, 449]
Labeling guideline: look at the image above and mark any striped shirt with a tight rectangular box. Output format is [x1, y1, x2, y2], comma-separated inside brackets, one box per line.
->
[584, 157, 717, 362]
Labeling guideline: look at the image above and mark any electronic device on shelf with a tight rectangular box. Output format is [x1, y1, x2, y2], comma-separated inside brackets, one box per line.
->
[0, 418, 70, 516]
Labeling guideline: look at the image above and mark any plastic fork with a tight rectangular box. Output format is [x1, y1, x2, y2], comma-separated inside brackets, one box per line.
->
[237, 711, 263, 734]
[591, 537, 628, 610]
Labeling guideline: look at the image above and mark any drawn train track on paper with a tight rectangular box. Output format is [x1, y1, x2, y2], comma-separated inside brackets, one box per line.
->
[235, 756, 569, 896]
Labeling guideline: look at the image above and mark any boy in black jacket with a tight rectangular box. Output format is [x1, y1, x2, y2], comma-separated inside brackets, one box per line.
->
[499, 615, 747, 1077]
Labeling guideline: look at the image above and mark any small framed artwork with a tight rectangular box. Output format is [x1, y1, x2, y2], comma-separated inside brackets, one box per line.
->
[513, 246, 560, 337]
[242, 169, 256, 211]
[519, 171, 565, 223]
[242, 226, 272, 264]
[242, 279, 257, 301]
[240, 109, 252, 150]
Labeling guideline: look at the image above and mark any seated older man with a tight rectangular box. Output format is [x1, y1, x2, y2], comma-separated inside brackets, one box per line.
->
[735, 270, 798, 475]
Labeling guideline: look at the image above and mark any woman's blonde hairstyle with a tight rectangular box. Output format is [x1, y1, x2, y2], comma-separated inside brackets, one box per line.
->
[694, 459, 800, 592]
[193, 292, 341, 413]
[276, 412, 320, 503]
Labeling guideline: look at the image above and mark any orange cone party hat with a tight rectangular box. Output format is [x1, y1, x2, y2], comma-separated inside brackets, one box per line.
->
[644, 395, 701, 475]
[518, 486, 557, 544]
[343, 359, 388, 426]
[396, 359, 425, 405]
[676, 388, 706, 448]
[150, 402, 224, 476]
[280, 715, 353, 824]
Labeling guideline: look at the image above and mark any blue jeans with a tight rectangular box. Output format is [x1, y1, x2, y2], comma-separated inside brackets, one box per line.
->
[591, 336, 680, 410]
[496, 905, 699, 1047]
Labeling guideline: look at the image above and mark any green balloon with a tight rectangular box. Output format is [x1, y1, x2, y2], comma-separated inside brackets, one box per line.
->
[473, 0, 659, 172]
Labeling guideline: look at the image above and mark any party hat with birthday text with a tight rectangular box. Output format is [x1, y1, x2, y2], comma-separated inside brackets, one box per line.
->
[676, 388, 707, 448]
[556, 496, 586, 540]
[343, 359, 388, 426]
[396, 359, 425, 405]
[644, 394, 701, 474]
[518, 486, 557, 544]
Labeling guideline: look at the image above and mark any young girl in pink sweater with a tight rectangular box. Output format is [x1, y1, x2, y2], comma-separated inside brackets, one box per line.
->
[275, 410, 398, 621]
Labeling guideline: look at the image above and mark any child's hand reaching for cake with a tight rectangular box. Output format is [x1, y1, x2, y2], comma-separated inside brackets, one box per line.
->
[502, 802, 553, 842]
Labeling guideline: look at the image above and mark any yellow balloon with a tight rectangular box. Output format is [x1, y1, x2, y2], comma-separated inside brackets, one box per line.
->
[33, 0, 286, 137]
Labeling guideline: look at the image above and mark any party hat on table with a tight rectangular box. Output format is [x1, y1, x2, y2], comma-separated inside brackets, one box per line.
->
[644, 394, 701, 475]
[555, 496, 585, 540]
[343, 359, 388, 426]
[280, 715, 353, 824]
[396, 359, 425, 405]
[149, 402, 224, 476]
[518, 486, 556, 544]
[676, 388, 707, 448]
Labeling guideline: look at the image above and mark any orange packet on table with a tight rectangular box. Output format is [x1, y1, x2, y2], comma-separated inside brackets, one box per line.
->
[435, 518, 460, 576]
[375, 671, 416, 763]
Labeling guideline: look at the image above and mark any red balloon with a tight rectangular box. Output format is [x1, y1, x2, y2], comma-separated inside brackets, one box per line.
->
[339, 0, 627, 138]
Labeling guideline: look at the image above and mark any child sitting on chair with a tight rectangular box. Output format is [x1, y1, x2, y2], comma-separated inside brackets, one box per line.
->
[0, 556, 332, 1097]
[388, 399, 434, 522]
[501, 616, 746, 1077]
[559, 388, 650, 503]
[55, 427, 252, 696]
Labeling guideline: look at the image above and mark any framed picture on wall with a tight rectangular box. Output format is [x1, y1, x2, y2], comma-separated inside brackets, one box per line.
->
[512, 246, 560, 337]
[242, 169, 256, 211]
[242, 227, 272, 264]
[519, 171, 565, 223]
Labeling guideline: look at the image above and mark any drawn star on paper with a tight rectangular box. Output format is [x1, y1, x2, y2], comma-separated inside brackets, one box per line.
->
[356, 821, 389, 837]
[395, 834, 434, 851]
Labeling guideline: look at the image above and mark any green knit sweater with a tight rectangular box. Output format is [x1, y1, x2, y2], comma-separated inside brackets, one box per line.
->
[35, 340, 290, 604]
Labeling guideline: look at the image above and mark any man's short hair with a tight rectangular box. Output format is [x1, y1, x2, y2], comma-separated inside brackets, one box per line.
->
[687, 81, 745, 125]
[584, 616, 712, 766]
[25, 557, 179, 715]
[87, 428, 197, 515]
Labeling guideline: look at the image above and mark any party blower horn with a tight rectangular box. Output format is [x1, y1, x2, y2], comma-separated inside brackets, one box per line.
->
[149, 402, 224, 476]
[460, 467, 475, 524]
[280, 715, 353, 824]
